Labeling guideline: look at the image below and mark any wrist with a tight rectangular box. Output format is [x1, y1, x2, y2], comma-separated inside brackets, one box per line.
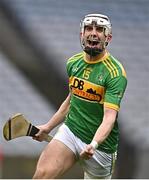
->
[90, 140, 98, 150]
[44, 123, 52, 133]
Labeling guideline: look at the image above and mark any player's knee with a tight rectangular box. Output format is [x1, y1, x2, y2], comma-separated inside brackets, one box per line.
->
[33, 167, 50, 179]
[33, 165, 64, 179]
[48, 164, 64, 178]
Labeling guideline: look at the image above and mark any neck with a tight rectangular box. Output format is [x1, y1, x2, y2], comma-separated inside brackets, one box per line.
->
[85, 49, 107, 62]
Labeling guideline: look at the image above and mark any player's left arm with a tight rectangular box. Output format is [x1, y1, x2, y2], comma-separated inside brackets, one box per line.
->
[80, 107, 117, 159]
[92, 107, 117, 144]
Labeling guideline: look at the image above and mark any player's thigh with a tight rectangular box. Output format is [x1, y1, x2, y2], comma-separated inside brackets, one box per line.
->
[36, 139, 77, 174]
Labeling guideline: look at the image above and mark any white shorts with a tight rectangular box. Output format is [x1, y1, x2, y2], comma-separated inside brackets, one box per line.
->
[53, 124, 117, 179]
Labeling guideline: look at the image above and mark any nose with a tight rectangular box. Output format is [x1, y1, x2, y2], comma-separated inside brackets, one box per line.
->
[91, 26, 97, 36]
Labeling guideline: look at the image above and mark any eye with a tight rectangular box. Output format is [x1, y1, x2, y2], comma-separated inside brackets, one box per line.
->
[96, 26, 104, 33]
[85, 25, 93, 31]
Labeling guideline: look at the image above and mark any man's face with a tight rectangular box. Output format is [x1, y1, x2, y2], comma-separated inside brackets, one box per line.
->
[82, 24, 106, 51]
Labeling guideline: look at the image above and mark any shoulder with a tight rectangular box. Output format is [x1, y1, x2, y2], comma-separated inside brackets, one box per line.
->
[103, 54, 127, 79]
[67, 52, 84, 66]
[66, 52, 83, 76]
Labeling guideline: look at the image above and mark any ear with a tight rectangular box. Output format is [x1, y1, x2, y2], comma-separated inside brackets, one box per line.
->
[105, 34, 112, 46]
[80, 32, 84, 42]
[80, 32, 83, 37]
[107, 34, 112, 42]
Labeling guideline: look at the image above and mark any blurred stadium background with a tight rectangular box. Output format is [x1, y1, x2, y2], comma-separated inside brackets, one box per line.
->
[0, 0, 149, 178]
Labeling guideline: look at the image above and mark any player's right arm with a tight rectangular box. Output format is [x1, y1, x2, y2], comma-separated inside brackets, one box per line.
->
[33, 93, 71, 141]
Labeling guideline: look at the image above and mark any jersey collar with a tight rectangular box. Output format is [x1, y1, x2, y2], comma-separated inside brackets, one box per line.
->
[83, 51, 110, 64]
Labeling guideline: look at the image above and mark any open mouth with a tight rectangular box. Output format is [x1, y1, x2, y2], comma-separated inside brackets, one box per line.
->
[87, 39, 100, 48]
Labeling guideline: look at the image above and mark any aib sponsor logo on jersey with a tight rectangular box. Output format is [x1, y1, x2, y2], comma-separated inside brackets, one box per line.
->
[69, 76, 105, 103]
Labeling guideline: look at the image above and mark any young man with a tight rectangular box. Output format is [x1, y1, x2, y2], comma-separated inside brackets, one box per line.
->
[33, 13, 127, 179]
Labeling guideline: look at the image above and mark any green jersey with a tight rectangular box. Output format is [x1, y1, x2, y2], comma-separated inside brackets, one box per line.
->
[65, 51, 127, 153]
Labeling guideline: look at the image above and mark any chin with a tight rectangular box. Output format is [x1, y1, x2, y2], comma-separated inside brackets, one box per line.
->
[84, 46, 103, 56]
